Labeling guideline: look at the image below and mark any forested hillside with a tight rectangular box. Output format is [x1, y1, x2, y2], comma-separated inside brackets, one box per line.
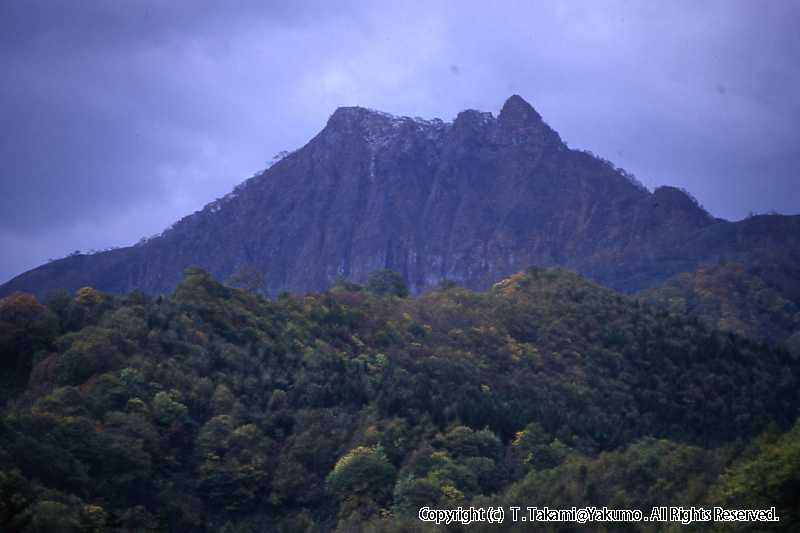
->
[1, 267, 798, 531]
[639, 256, 800, 356]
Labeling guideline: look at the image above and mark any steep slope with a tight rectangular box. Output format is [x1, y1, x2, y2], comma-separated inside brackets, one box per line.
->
[2, 95, 798, 298]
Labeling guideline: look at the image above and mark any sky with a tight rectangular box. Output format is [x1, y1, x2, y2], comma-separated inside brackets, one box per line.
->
[1, 0, 798, 284]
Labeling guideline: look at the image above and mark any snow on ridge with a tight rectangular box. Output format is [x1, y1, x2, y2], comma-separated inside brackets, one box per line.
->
[365, 107, 450, 129]
[361, 109, 450, 152]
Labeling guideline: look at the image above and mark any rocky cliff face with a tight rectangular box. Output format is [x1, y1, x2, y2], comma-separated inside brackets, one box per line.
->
[3, 95, 798, 298]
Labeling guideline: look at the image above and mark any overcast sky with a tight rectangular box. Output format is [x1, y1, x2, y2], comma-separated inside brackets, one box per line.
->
[1, 0, 798, 284]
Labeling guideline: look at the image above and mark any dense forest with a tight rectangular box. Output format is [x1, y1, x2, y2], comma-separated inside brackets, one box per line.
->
[1, 267, 798, 532]
[639, 257, 800, 356]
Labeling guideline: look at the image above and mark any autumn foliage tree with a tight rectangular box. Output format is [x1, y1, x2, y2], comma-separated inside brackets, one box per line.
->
[0, 292, 57, 377]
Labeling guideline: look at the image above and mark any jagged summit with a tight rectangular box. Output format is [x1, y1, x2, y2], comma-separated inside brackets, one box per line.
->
[326, 105, 396, 124]
[496, 94, 561, 147]
[322, 105, 449, 157]
[499, 94, 542, 122]
[324, 105, 387, 132]
[327, 95, 542, 130]
[2, 96, 798, 299]
[325, 96, 553, 142]
[323, 96, 561, 154]
[326, 105, 446, 129]
[452, 108, 495, 126]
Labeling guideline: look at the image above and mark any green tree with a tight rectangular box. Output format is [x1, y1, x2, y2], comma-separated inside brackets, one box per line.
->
[20, 501, 80, 533]
[0, 292, 58, 376]
[327, 446, 396, 503]
[225, 266, 266, 294]
[366, 270, 409, 297]
[151, 391, 188, 425]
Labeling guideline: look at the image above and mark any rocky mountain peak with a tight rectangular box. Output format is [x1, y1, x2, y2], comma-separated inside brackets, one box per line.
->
[325, 106, 387, 131]
[451, 109, 495, 129]
[2, 95, 797, 301]
[498, 94, 541, 123]
[323, 105, 449, 155]
[496, 94, 560, 147]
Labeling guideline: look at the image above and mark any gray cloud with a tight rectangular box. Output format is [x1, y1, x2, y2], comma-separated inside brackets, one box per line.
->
[1, 0, 798, 283]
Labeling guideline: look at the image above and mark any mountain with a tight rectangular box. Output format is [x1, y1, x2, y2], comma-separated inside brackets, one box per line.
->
[1, 267, 798, 530]
[2, 95, 799, 299]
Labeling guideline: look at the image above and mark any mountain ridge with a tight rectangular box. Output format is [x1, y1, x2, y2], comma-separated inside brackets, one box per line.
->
[3, 95, 798, 299]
